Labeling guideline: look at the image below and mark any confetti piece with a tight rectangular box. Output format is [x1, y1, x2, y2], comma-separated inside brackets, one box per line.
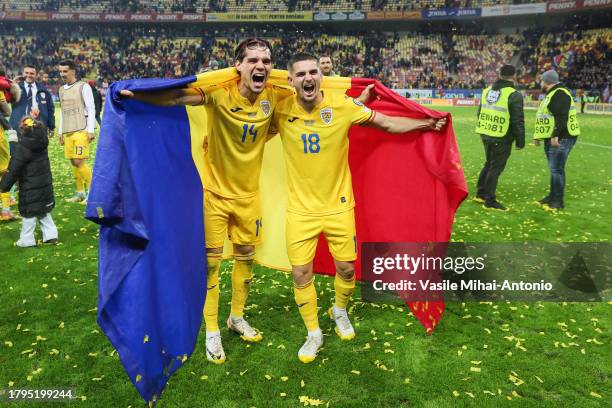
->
[301, 380, 305, 388]
[351, 370, 361, 375]
[31, 368, 42, 375]
[280, 376, 288, 381]
[404, 378, 411, 384]
[470, 367, 481, 373]
[452, 390, 460, 397]
[280, 393, 287, 397]
[200, 375, 208, 380]
[8, 381, 14, 387]
[4, 341, 13, 347]
[136, 375, 142, 383]
[535, 376, 543, 383]
[265, 374, 272, 380]
[240, 370, 248, 376]
[465, 392, 475, 398]
[143, 335, 149, 344]
[590, 392, 602, 399]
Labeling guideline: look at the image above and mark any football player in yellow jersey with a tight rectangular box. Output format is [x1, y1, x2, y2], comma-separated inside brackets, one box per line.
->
[272, 53, 446, 363]
[1, 90, 17, 220]
[121, 38, 286, 364]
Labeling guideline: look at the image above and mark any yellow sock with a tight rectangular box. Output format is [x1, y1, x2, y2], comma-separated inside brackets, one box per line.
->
[334, 274, 356, 309]
[77, 164, 92, 191]
[72, 166, 84, 192]
[203, 253, 222, 332]
[294, 279, 319, 332]
[230, 252, 254, 318]
[1, 192, 10, 209]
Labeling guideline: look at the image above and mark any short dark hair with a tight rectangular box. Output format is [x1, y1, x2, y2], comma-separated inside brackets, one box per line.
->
[500, 64, 516, 78]
[287, 52, 318, 72]
[58, 60, 76, 71]
[319, 54, 333, 63]
[234, 38, 273, 62]
[23, 64, 37, 72]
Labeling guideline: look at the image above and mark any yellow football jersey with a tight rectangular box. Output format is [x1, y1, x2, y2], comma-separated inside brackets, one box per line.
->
[199, 83, 289, 198]
[272, 91, 374, 215]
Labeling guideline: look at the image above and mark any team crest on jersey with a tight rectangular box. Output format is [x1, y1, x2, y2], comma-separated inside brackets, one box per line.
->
[486, 90, 501, 104]
[260, 100, 271, 116]
[320, 108, 333, 125]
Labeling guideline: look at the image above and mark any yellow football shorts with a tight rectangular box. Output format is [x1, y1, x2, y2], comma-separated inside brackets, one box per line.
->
[63, 131, 90, 159]
[204, 189, 263, 248]
[0, 131, 9, 173]
[286, 209, 357, 265]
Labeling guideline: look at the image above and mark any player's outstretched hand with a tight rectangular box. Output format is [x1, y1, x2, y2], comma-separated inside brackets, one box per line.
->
[357, 84, 376, 104]
[431, 117, 447, 131]
[119, 90, 134, 98]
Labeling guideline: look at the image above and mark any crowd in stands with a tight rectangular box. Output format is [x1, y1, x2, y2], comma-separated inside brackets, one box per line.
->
[0, 0, 546, 13]
[0, 19, 609, 95]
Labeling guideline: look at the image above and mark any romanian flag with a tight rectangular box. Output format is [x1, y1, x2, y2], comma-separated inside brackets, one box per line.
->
[86, 68, 467, 403]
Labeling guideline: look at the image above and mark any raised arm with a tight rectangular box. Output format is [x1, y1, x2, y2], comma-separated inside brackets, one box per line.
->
[119, 88, 204, 107]
[368, 112, 447, 134]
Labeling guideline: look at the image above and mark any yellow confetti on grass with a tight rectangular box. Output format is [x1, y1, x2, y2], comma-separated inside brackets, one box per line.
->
[470, 367, 481, 373]
[265, 374, 272, 380]
[404, 378, 411, 384]
[301, 380, 305, 388]
[4, 341, 13, 347]
[590, 392, 602, 399]
[351, 370, 361, 375]
[8, 381, 14, 387]
[452, 390, 460, 397]
[298, 396, 324, 406]
[200, 375, 208, 380]
[280, 393, 287, 397]
[280, 376, 288, 381]
[535, 376, 544, 383]
[35, 336, 46, 341]
[31, 368, 42, 375]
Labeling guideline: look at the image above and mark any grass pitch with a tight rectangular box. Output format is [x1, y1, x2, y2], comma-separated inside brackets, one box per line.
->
[0, 107, 610, 407]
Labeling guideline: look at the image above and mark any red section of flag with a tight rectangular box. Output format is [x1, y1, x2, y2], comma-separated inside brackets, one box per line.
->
[313, 78, 467, 334]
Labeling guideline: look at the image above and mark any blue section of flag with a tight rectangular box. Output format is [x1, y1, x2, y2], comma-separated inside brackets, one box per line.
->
[85, 76, 205, 402]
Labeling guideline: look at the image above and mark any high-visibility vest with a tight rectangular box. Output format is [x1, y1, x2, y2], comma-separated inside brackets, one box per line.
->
[534, 87, 580, 140]
[475, 86, 515, 137]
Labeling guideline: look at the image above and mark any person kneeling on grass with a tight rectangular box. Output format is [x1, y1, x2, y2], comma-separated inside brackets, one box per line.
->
[0, 116, 58, 247]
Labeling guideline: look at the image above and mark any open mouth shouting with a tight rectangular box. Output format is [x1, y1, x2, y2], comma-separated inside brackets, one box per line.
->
[303, 82, 316, 98]
[251, 72, 266, 90]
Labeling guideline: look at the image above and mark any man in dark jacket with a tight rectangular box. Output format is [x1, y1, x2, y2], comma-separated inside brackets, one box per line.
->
[474, 64, 525, 211]
[9, 65, 55, 140]
[0, 116, 58, 247]
[533, 70, 580, 210]
[88, 79, 102, 125]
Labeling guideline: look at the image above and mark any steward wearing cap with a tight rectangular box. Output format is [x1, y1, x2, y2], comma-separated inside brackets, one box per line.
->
[533, 70, 579, 211]
[474, 64, 525, 211]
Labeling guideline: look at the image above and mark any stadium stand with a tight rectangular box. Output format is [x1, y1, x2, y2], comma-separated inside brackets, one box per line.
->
[0, 8, 609, 97]
[0, 0, 546, 13]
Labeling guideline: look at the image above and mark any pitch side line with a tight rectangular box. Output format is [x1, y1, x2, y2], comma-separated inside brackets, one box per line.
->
[578, 141, 612, 150]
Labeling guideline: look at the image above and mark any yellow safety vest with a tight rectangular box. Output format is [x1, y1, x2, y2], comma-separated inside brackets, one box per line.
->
[534, 87, 580, 139]
[475, 86, 515, 137]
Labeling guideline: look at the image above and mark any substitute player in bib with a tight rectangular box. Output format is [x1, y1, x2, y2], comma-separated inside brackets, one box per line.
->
[272, 53, 447, 363]
[121, 38, 287, 364]
[57, 60, 96, 204]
